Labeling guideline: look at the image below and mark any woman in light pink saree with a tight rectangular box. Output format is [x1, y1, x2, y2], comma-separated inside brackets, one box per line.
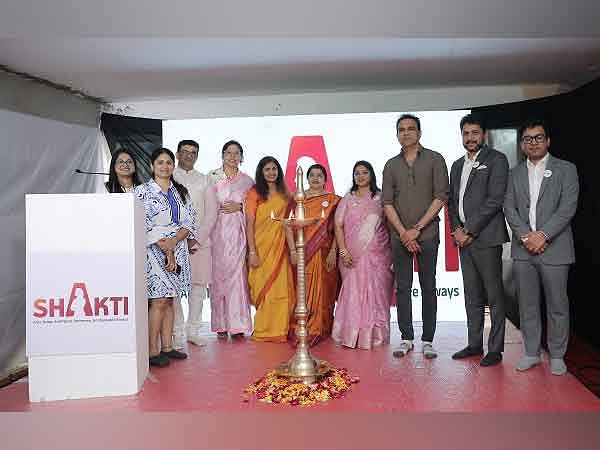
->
[332, 161, 394, 349]
[208, 140, 254, 338]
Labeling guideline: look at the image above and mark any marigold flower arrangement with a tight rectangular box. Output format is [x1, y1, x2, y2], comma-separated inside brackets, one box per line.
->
[244, 367, 359, 406]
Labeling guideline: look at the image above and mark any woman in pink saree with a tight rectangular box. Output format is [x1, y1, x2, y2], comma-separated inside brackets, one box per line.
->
[332, 160, 394, 349]
[208, 140, 254, 338]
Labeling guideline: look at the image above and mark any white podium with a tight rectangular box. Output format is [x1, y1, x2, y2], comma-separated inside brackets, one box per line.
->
[25, 193, 148, 402]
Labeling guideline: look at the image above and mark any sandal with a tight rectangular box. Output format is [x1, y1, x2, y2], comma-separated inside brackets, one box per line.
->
[149, 353, 170, 367]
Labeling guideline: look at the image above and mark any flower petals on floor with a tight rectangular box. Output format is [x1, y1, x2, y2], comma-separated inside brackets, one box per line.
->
[244, 368, 359, 406]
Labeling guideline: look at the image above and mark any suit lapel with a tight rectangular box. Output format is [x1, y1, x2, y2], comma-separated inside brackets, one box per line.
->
[465, 146, 489, 192]
[453, 158, 465, 200]
[536, 155, 553, 205]
[518, 161, 530, 202]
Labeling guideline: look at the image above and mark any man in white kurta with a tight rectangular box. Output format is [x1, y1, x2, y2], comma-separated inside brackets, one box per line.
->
[172, 140, 218, 347]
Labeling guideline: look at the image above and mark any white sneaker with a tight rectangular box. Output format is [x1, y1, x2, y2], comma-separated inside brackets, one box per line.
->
[515, 355, 541, 372]
[393, 340, 414, 358]
[422, 342, 438, 359]
[187, 335, 206, 347]
[550, 358, 567, 376]
[515, 355, 542, 372]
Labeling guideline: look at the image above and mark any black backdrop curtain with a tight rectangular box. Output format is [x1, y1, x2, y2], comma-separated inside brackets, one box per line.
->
[472, 77, 600, 350]
[100, 113, 162, 182]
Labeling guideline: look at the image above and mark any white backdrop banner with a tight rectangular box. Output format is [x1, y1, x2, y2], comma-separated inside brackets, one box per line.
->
[164, 110, 469, 321]
[0, 109, 104, 375]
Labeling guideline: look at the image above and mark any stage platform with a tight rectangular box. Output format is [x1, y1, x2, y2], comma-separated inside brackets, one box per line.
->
[1, 321, 599, 412]
[2, 321, 599, 450]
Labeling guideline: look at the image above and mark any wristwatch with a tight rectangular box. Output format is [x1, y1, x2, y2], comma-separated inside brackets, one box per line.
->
[414, 223, 424, 231]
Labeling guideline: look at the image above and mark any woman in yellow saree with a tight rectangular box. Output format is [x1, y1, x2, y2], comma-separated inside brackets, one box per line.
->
[301, 164, 340, 346]
[246, 156, 297, 342]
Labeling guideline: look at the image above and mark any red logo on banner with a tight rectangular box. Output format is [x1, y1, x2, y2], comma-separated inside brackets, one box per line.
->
[33, 282, 129, 318]
[284, 136, 335, 193]
[443, 206, 460, 272]
[412, 207, 459, 272]
[283, 135, 459, 272]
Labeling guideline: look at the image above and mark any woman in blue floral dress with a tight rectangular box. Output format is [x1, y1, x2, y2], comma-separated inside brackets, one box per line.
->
[135, 148, 196, 367]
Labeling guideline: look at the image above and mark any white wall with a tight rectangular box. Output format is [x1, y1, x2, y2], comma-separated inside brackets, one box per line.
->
[0, 109, 105, 378]
[0, 70, 103, 377]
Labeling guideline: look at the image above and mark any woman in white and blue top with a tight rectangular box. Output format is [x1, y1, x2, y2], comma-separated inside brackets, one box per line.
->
[135, 148, 196, 367]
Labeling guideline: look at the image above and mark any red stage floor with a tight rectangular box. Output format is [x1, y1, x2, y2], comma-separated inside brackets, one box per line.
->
[1, 322, 599, 413]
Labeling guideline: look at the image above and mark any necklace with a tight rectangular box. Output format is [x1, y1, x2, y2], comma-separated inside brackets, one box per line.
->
[223, 166, 239, 179]
[306, 189, 325, 198]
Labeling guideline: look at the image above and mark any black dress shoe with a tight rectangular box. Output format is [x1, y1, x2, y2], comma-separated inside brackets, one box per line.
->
[452, 346, 484, 359]
[480, 352, 503, 367]
[149, 353, 170, 367]
[161, 349, 188, 360]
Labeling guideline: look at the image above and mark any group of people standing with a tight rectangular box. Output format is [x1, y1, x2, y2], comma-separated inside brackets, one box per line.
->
[105, 112, 579, 377]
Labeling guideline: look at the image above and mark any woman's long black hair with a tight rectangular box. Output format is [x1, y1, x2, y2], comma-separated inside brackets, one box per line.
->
[150, 147, 189, 204]
[350, 160, 380, 198]
[105, 149, 142, 193]
[255, 156, 288, 201]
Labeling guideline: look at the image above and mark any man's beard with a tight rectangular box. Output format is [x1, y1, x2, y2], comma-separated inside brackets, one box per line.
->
[463, 141, 482, 153]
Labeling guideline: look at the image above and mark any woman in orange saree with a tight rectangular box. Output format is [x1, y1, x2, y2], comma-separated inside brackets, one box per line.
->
[246, 156, 297, 342]
[301, 164, 340, 346]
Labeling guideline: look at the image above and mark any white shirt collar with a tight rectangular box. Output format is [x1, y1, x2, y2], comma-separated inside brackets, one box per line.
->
[464, 149, 481, 163]
[174, 166, 197, 175]
[149, 179, 173, 193]
[527, 152, 549, 169]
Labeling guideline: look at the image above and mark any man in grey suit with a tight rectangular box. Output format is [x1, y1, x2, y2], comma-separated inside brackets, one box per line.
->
[448, 114, 509, 367]
[504, 119, 579, 376]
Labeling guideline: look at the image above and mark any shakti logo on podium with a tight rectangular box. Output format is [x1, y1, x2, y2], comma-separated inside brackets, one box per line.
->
[33, 282, 129, 319]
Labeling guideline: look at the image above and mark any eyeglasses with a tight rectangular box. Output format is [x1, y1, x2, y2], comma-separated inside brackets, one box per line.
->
[522, 134, 546, 144]
[117, 160, 134, 166]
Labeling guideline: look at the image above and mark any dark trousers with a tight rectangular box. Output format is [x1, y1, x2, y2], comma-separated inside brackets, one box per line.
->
[392, 236, 439, 342]
[459, 245, 506, 353]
